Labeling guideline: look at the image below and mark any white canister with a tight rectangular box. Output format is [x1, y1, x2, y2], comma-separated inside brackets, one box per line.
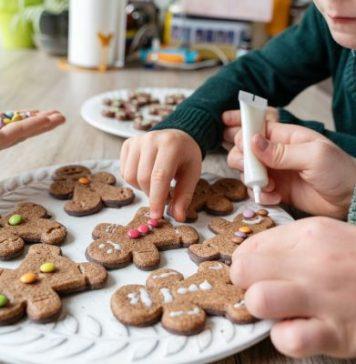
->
[68, 0, 127, 68]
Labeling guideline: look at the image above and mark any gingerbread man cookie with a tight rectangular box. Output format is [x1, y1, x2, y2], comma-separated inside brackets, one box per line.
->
[189, 208, 275, 265]
[111, 261, 254, 335]
[0, 203, 67, 260]
[49, 165, 135, 216]
[0, 244, 107, 324]
[181, 178, 247, 222]
[86, 207, 199, 270]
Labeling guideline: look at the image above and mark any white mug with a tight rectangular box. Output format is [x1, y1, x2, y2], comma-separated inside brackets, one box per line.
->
[68, 0, 127, 68]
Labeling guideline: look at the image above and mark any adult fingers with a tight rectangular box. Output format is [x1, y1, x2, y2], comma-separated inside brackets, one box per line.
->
[222, 110, 241, 126]
[149, 148, 178, 219]
[230, 252, 296, 289]
[247, 188, 281, 205]
[170, 163, 201, 222]
[119, 140, 129, 178]
[223, 126, 239, 145]
[245, 280, 312, 319]
[271, 318, 338, 358]
[227, 146, 244, 171]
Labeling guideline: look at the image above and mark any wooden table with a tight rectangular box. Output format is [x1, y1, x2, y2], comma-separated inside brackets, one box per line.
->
[0, 50, 351, 364]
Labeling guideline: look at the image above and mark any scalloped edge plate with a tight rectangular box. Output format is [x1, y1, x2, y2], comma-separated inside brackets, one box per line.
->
[0, 160, 294, 364]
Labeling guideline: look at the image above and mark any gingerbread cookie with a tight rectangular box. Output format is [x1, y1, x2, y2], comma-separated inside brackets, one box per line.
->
[0, 244, 107, 324]
[111, 261, 254, 335]
[189, 208, 275, 265]
[86, 207, 199, 270]
[180, 178, 247, 222]
[148, 104, 173, 117]
[0, 203, 67, 260]
[165, 93, 186, 106]
[50, 165, 135, 216]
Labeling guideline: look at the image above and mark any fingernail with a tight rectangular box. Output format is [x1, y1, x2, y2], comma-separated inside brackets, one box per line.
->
[254, 134, 269, 151]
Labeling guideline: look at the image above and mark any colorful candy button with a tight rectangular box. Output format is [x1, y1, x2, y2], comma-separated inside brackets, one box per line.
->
[138, 224, 149, 235]
[147, 219, 159, 228]
[234, 231, 247, 239]
[256, 209, 268, 216]
[128, 229, 140, 239]
[0, 294, 9, 308]
[4, 112, 14, 119]
[78, 177, 90, 185]
[11, 113, 23, 122]
[239, 226, 252, 234]
[8, 214, 23, 226]
[40, 262, 56, 273]
[3, 118, 12, 125]
[243, 209, 256, 219]
[20, 272, 38, 284]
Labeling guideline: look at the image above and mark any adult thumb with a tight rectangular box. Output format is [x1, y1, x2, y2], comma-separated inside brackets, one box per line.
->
[251, 134, 312, 171]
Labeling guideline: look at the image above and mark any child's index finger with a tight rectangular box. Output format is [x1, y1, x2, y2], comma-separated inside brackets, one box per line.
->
[149, 149, 178, 219]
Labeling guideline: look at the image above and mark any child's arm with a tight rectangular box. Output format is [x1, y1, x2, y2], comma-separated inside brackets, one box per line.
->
[0, 111, 65, 150]
[153, 4, 332, 156]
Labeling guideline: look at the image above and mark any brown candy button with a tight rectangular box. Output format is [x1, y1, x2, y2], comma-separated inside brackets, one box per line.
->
[256, 209, 269, 216]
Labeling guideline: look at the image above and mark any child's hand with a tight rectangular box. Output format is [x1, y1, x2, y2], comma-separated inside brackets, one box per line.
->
[228, 122, 356, 219]
[222, 107, 279, 151]
[231, 217, 356, 358]
[120, 130, 202, 221]
[0, 110, 65, 150]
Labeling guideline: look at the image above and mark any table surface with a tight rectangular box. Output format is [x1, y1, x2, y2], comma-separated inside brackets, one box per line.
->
[0, 50, 351, 364]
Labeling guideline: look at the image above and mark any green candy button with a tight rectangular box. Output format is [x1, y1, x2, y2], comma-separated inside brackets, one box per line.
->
[8, 214, 23, 226]
[0, 294, 8, 308]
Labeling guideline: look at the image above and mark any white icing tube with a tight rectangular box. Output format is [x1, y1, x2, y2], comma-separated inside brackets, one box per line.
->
[238, 91, 269, 204]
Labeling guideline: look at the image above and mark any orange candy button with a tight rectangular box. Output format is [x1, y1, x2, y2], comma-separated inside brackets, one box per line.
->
[78, 177, 90, 185]
[20, 272, 38, 284]
[256, 209, 268, 216]
[239, 226, 252, 234]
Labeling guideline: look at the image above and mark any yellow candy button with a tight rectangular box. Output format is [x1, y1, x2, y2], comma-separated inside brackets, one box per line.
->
[11, 114, 23, 122]
[3, 118, 12, 125]
[20, 272, 38, 284]
[239, 226, 252, 234]
[40, 262, 56, 273]
[78, 177, 90, 185]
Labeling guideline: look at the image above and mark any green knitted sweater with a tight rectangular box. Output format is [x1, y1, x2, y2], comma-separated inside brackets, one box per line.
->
[153, 4, 356, 157]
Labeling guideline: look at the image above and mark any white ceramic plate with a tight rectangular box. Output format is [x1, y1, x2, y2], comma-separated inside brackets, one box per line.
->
[81, 88, 194, 139]
[0, 160, 294, 364]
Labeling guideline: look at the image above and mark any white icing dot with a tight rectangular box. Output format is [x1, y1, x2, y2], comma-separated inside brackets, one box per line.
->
[242, 216, 263, 225]
[99, 244, 105, 249]
[199, 280, 212, 290]
[209, 263, 223, 270]
[152, 271, 179, 279]
[177, 287, 187, 295]
[98, 241, 122, 253]
[188, 284, 198, 292]
[169, 307, 201, 318]
[107, 249, 113, 254]
[128, 292, 139, 305]
[234, 300, 245, 309]
[139, 288, 152, 307]
[160, 288, 173, 303]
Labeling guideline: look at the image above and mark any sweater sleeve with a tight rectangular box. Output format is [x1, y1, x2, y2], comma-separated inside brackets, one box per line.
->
[279, 109, 356, 157]
[153, 4, 331, 155]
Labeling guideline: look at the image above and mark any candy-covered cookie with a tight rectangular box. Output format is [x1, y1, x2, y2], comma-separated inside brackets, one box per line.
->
[111, 261, 254, 335]
[0, 244, 107, 324]
[180, 178, 247, 222]
[0, 203, 67, 260]
[86, 207, 199, 270]
[189, 208, 275, 265]
[49, 165, 135, 216]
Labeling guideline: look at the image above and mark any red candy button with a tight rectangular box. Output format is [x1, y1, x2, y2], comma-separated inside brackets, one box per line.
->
[147, 219, 159, 228]
[128, 229, 140, 239]
[138, 224, 149, 234]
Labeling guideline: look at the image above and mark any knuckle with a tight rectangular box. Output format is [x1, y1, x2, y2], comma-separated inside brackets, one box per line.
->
[272, 142, 287, 166]
[137, 172, 151, 187]
[123, 171, 137, 185]
[151, 168, 168, 183]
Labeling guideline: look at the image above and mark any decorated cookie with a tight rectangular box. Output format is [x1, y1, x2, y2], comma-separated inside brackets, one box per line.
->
[164, 93, 186, 106]
[133, 115, 156, 131]
[128, 91, 159, 107]
[111, 261, 254, 335]
[148, 104, 173, 117]
[49, 165, 135, 216]
[86, 207, 199, 270]
[189, 209, 275, 265]
[0, 244, 107, 324]
[0, 203, 67, 260]
[180, 178, 247, 222]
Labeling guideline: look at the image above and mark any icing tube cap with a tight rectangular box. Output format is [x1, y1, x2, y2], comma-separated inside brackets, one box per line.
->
[253, 186, 262, 204]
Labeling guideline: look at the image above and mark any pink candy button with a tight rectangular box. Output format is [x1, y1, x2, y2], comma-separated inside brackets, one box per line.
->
[243, 209, 256, 219]
[128, 229, 140, 239]
[138, 224, 149, 234]
[147, 218, 159, 228]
